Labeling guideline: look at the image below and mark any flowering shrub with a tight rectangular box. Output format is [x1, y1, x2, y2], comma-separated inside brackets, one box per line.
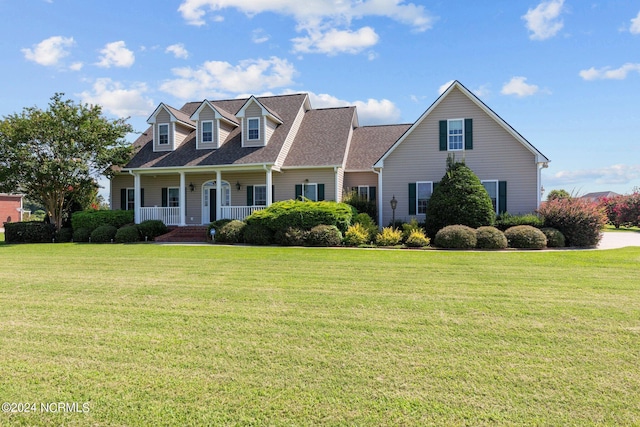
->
[538, 198, 607, 247]
[600, 192, 640, 228]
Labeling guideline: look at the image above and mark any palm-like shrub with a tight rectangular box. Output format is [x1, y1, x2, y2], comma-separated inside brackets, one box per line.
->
[504, 225, 547, 249]
[434, 225, 477, 249]
[475, 226, 507, 249]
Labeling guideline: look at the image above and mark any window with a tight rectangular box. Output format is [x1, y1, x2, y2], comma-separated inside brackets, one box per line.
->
[126, 188, 134, 211]
[417, 182, 433, 214]
[201, 121, 213, 143]
[448, 119, 463, 151]
[358, 186, 369, 200]
[304, 183, 317, 201]
[248, 118, 260, 140]
[482, 180, 498, 213]
[168, 187, 180, 207]
[254, 185, 267, 206]
[158, 124, 169, 145]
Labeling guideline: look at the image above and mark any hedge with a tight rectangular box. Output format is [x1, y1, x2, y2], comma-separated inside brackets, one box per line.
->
[246, 200, 354, 234]
[71, 210, 134, 233]
[4, 222, 55, 243]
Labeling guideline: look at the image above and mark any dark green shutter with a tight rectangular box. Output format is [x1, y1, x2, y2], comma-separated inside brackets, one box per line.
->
[295, 184, 302, 200]
[369, 186, 376, 202]
[408, 183, 416, 215]
[498, 181, 507, 214]
[247, 185, 254, 205]
[140, 189, 144, 207]
[161, 188, 168, 207]
[272, 185, 275, 203]
[433, 182, 440, 192]
[317, 184, 325, 201]
[439, 120, 447, 151]
[120, 189, 126, 210]
[464, 118, 473, 150]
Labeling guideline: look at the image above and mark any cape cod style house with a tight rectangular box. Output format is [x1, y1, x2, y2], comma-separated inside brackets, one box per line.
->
[111, 81, 549, 227]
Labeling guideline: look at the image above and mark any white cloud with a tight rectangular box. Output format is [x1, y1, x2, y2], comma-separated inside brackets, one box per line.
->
[22, 36, 74, 66]
[579, 63, 640, 80]
[165, 43, 189, 59]
[292, 26, 379, 55]
[630, 11, 640, 34]
[438, 80, 455, 95]
[69, 62, 83, 71]
[252, 29, 270, 44]
[307, 91, 400, 125]
[501, 76, 540, 97]
[545, 164, 640, 186]
[159, 56, 297, 100]
[78, 78, 154, 117]
[522, 0, 565, 40]
[96, 41, 135, 68]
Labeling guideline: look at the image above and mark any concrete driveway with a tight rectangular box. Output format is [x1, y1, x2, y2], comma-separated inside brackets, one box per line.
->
[598, 231, 640, 249]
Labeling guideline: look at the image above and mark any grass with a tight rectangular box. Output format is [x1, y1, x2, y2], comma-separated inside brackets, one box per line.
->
[604, 224, 640, 232]
[1, 243, 639, 426]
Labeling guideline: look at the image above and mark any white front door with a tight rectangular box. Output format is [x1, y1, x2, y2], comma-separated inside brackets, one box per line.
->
[202, 180, 230, 224]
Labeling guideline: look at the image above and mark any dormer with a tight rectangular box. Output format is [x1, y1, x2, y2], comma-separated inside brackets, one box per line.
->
[236, 96, 283, 147]
[147, 103, 195, 152]
[189, 100, 239, 149]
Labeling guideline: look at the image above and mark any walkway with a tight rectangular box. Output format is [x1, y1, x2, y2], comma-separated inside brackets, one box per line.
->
[597, 231, 640, 250]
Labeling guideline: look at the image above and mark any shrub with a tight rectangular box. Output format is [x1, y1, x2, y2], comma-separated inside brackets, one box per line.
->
[434, 225, 477, 249]
[306, 225, 342, 247]
[215, 220, 246, 244]
[541, 227, 566, 248]
[115, 225, 141, 243]
[54, 227, 73, 243]
[343, 223, 370, 247]
[275, 227, 308, 246]
[538, 198, 607, 247]
[72, 227, 91, 243]
[71, 210, 134, 233]
[375, 227, 403, 246]
[402, 218, 424, 242]
[90, 225, 118, 243]
[404, 229, 430, 248]
[137, 220, 168, 241]
[4, 222, 55, 243]
[243, 223, 274, 245]
[342, 190, 376, 221]
[425, 158, 495, 237]
[207, 219, 233, 241]
[495, 212, 544, 231]
[600, 192, 640, 228]
[475, 226, 507, 249]
[547, 189, 571, 201]
[504, 225, 547, 249]
[246, 200, 354, 234]
[353, 212, 378, 241]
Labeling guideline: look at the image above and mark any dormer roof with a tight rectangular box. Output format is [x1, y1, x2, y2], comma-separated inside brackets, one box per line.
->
[189, 100, 239, 126]
[235, 95, 283, 124]
[147, 103, 196, 128]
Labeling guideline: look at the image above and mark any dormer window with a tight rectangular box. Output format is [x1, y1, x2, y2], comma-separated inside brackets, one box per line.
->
[248, 118, 260, 140]
[202, 121, 213, 143]
[158, 124, 169, 145]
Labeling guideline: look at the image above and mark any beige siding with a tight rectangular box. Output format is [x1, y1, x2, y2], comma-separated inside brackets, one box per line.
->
[154, 110, 172, 152]
[175, 123, 192, 148]
[275, 102, 306, 166]
[265, 117, 277, 144]
[274, 169, 337, 201]
[380, 87, 538, 225]
[111, 174, 134, 209]
[344, 171, 378, 189]
[219, 121, 234, 146]
[243, 103, 265, 147]
[196, 105, 218, 149]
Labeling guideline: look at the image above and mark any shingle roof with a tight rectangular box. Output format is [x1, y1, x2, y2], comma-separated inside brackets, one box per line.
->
[164, 104, 196, 127]
[346, 124, 411, 170]
[283, 107, 356, 167]
[581, 191, 620, 200]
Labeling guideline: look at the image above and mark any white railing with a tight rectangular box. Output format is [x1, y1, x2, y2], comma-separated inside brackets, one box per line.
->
[221, 205, 266, 220]
[139, 207, 180, 225]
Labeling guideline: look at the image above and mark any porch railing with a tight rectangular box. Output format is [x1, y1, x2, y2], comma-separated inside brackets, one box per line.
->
[139, 207, 180, 225]
[221, 205, 266, 220]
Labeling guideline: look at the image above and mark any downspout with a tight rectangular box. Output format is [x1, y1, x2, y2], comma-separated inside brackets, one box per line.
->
[373, 167, 383, 228]
[334, 166, 340, 202]
[536, 162, 548, 209]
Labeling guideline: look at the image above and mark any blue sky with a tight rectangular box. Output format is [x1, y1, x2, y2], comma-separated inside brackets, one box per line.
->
[1, 0, 639, 199]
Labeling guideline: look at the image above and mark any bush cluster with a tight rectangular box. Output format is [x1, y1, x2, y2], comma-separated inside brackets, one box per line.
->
[246, 200, 354, 234]
[495, 212, 543, 231]
[275, 227, 308, 246]
[214, 220, 246, 244]
[243, 223, 273, 245]
[541, 227, 565, 248]
[404, 229, 430, 248]
[90, 225, 118, 243]
[475, 226, 507, 249]
[504, 225, 547, 249]
[115, 225, 141, 243]
[71, 210, 134, 233]
[137, 220, 168, 241]
[73, 227, 91, 242]
[538, 198, 607, 247]
[342, 190, 376, 221]
[375, 227, 403, 246]
[4, 222, 55, 243]
[343, 223, 370, 247]
[434, 225, 477, 249]
[353, 213, 378, 242]
[307, 225, 343, 247]
[55, 227, 73, 243]
[599, 192, 640, 228]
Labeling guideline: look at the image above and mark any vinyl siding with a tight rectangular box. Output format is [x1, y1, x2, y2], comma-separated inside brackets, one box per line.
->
[344, 171, 378, 189]
[380, 87, 538, 225]
[265, 117, 278, 144]
[275, 102, 306, 167]
[111, 174, 134, 209]
[174, 123, 192, 148]
[243, 103, 264, 147]
[219, 121, 235, 146]
[153, 110, 173, 152]
[196, 105, 218, 149]
[274, 169, 337, 201]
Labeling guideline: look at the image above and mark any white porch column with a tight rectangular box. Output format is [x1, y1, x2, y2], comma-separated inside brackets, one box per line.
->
[216, 170, 222, 220]
[134, 173, 141, 224]
[179, 171, 186, 226]
[265, 166, 273, 206]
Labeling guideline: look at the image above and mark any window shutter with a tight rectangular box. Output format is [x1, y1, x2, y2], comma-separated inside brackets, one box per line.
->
[140, 189, 145, 207]
[369, 186, 376, 202]
[247, 185, 254, 206]
[439, 120, 447, 151]
[161, 188, 168, 207]
[318, 184, 325, 201]
[120, 189, 126, 210]
[464, 118, 473, 150]
[295, 184, 302, 200]
[498, 181, 507, 214]
[272, 185, 275, 203]
[408, 183, 416, 215]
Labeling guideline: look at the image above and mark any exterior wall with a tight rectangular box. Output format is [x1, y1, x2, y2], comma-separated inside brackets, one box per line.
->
[174, 123, 192, 148]
[274, 169, 337, 201]
[110, 174, 134, 210]
[243, 103, 265, 147]
[380, 87, 539, 225]
[265, 117, 278, 144]
[196, 105, 218, 149]
[153, 110, 173, 152]
[344, 171, 378, 190]
[335, 168, 344, 202]
[219, 121, 235, 146]
[275, 102, 306, 166]
[0, 195, 22, 224]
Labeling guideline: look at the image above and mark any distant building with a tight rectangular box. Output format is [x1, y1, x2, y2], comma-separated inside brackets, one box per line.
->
[0, 193, 24, 227]
[581, 191, 620, 202]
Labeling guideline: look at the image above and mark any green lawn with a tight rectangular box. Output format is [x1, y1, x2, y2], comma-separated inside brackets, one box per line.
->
[1, 243, 639, 426]
[605, 224, 640, 232]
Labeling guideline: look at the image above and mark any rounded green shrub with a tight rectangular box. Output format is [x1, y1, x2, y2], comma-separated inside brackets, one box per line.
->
[504, 225, 547, 249]
[375, 227, 403, 246]
[495, 213, 544, 231]
[90, 225, 118, 243]
[243, 223, 274, 245]
[404, 229, 430, 248]
[475, 226, 508, 249]
[215, 220, 245, 244]
[306, 225, 342, 247]
[72, 227, 91, 242]
[275, 227, 308, 246]
[434, 225, 477, 249]
[71, 210, 134, 233]
[541, 227, 566, 248]
[54, 227, 73, 243]
[115, 225, 141, 243]
[137, 220, 168, 241]
[246, 200, 353, 234]
[343, 223, 370, 247]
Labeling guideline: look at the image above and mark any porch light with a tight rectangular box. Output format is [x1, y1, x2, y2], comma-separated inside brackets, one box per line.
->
[236, 181, 241, 191]
[390, 195, 397, 227]
[189, 182, 195, 192]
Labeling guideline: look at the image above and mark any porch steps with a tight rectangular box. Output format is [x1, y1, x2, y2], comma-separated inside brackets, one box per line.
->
[155, 226, 210, 243]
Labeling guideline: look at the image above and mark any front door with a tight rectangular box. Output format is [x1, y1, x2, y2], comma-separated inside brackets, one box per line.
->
[209, 189, 217, 222]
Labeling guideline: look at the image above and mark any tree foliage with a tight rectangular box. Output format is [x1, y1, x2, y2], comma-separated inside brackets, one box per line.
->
[0, 94, 134, 230]
[547, 189, 571, 201]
